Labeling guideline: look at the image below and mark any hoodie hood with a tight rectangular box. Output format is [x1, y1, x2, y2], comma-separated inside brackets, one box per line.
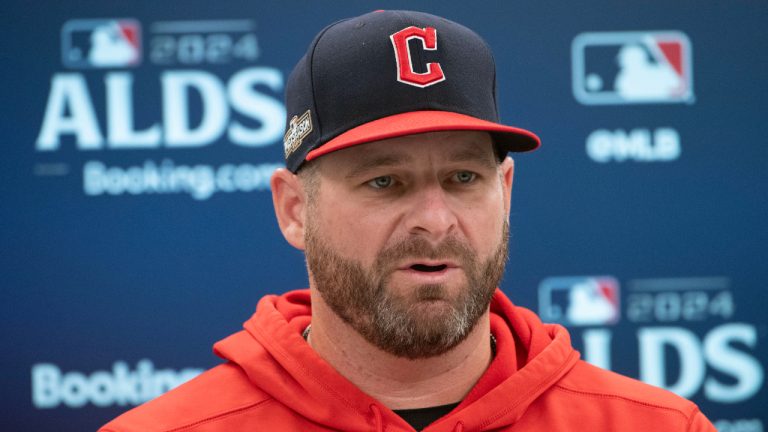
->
[213, 289, 579, 431]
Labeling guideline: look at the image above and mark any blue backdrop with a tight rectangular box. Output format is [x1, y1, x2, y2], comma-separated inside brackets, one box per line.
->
[1, 1, 766, 431]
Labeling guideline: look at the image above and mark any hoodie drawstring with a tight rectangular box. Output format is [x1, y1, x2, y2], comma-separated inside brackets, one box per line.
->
[453, 421, 464, 432]
[370, 404, 383, 432]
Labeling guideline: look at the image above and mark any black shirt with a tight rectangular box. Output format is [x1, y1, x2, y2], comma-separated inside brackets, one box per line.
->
[393, 402, 461, 431]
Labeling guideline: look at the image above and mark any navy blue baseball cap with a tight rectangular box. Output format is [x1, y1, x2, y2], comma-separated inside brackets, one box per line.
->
[283, 10, 540, 173]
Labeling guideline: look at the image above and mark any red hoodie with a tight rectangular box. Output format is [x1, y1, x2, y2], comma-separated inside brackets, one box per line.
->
[100, 289, 716, 431]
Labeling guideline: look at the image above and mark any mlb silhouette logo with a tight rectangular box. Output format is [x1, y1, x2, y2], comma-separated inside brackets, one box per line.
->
[538, 276, 620, 326]
[572, 31, 693, 105]
[61, 19, 141, 69]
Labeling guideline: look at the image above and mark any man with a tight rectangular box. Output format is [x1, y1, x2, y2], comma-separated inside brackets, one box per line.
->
[100, 10, 715, 431]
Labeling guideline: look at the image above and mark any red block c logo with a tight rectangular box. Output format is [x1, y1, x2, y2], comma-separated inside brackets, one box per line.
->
[390, 26, 446, 88]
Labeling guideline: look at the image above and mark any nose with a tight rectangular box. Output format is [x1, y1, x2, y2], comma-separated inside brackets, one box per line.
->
[403, 182, 458, 241]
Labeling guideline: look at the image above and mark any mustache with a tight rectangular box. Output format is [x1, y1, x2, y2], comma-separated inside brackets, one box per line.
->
[375, 235, 474, 269]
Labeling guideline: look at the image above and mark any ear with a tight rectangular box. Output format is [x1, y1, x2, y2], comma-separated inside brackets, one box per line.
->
[500, 156, 515, 219]
[270, 168, 307, 250]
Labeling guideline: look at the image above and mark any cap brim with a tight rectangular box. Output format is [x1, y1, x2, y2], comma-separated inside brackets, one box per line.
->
[305, 110, 540, 162]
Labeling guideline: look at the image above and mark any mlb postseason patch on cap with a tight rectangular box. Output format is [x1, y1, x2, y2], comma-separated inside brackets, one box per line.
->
[283, 10, 540, 172]
[283, 110, 313, 158]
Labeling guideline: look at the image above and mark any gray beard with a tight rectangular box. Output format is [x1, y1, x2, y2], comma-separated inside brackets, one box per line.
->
[305, 221, 508, 359]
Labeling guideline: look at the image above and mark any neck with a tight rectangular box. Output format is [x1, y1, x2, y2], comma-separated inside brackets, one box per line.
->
[307, 289, 493, 410]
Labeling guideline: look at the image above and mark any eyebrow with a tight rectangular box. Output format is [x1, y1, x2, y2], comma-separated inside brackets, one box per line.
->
[343, 142, 496, 179]
[344, 154, 413, 179]
[444, 145, 497, 170]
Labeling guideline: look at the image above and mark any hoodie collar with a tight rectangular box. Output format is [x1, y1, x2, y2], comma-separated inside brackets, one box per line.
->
[214, 289, 579, 431]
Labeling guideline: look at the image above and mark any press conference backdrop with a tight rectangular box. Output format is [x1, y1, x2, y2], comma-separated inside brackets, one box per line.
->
[1, 1, 766, 430]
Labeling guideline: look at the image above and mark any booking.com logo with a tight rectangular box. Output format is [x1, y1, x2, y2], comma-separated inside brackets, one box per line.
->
[82, 159, 282, 200]
[31, 360, 202, 409]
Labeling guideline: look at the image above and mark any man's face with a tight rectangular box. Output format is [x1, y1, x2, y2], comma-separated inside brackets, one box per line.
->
[303, 131, 513, 359]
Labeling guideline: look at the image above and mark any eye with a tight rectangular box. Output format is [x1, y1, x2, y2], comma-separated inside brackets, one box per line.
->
[367, 176, 394, 189]
[453, 171, 477, 183]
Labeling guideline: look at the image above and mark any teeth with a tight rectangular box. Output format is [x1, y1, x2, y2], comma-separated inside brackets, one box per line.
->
[411, 264, 447, 272]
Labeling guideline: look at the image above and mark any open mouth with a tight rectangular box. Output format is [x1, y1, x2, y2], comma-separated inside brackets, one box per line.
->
[410, 264, 448, 273]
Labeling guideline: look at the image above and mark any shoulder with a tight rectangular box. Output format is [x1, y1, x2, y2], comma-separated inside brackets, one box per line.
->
[98, 362, 273, 432]
[549, 360, 714, 431]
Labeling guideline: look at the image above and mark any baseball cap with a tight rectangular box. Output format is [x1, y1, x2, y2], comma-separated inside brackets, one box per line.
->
[283, 10, 540, 173]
